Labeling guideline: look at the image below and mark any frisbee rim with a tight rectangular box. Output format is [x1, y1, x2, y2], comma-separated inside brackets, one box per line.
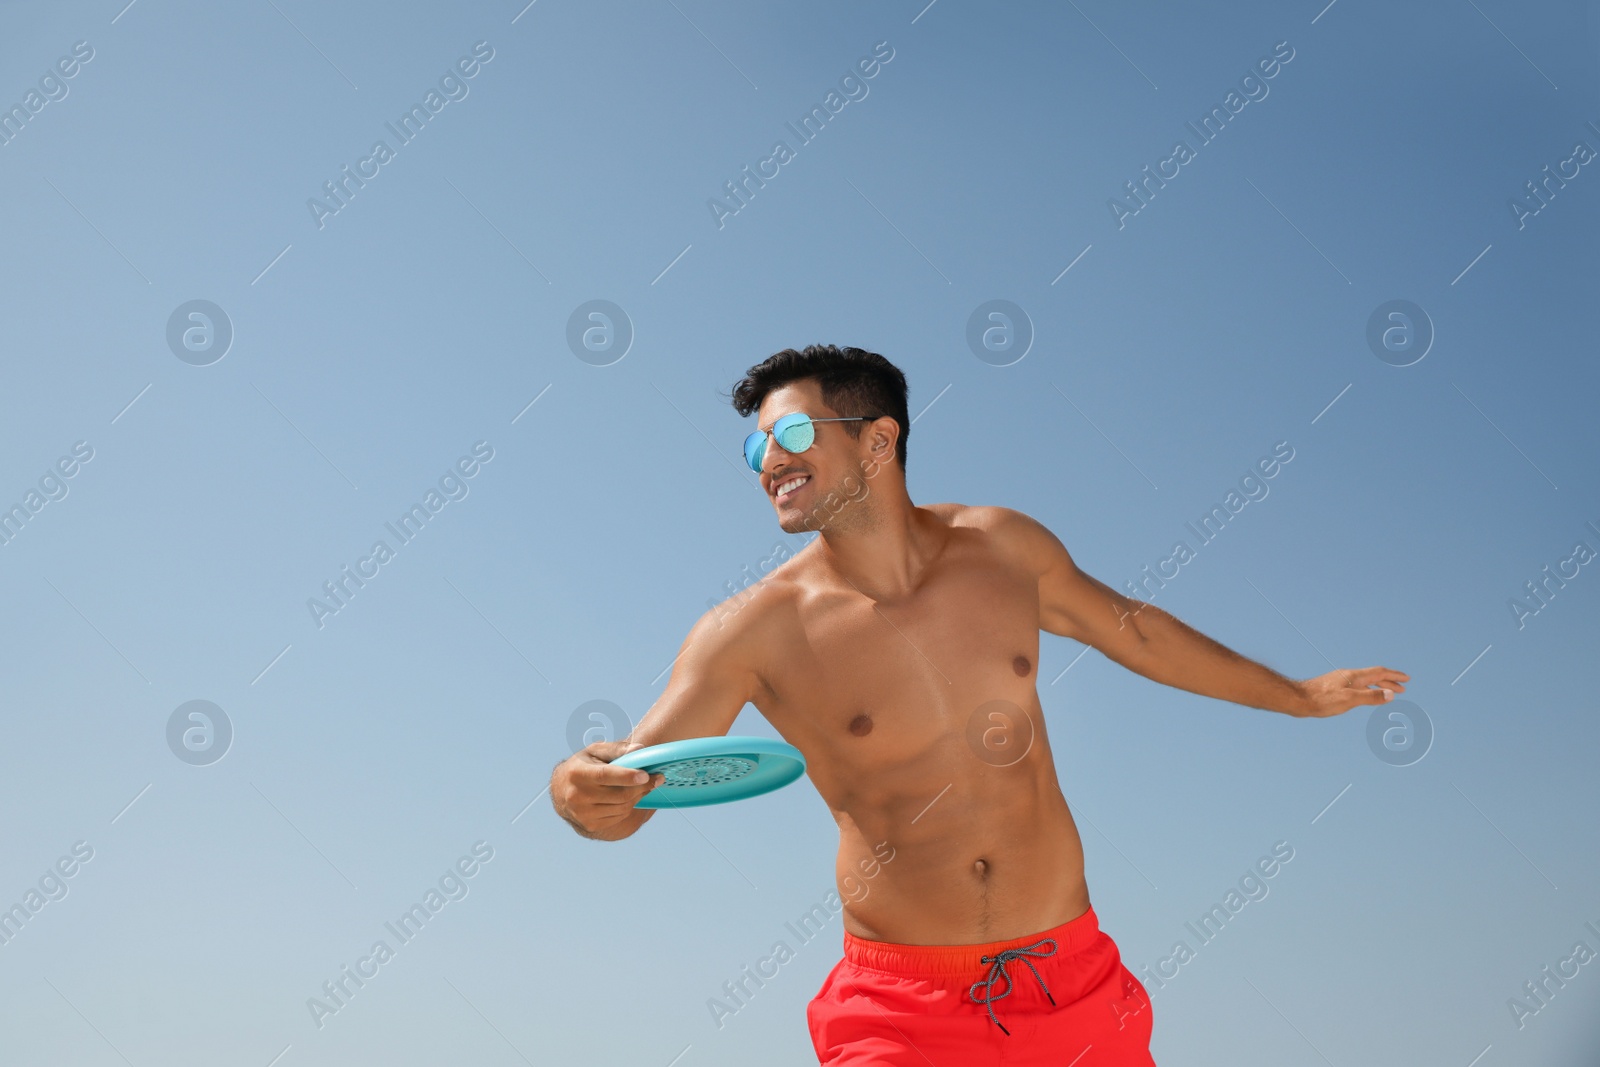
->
[610, 735, 805, 808]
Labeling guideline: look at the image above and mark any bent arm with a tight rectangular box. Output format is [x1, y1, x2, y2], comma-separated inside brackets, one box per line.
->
[550, 602, 767, 840]
[629, 602, 768, 748]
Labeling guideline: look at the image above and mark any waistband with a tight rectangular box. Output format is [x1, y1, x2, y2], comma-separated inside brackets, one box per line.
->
[842, 905, 1100, 977]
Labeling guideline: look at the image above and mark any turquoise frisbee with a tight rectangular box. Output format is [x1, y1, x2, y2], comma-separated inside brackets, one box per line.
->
[611, 736, 806, 809]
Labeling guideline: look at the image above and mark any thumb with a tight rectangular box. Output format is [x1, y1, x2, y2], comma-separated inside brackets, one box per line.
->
[583, 739, 647, 763]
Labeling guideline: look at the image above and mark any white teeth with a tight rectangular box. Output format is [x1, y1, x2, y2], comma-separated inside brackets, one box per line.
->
[775, 476, 809, 496]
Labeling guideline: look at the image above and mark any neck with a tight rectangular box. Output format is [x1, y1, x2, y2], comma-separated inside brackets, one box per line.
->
[813, 482, 944, 601]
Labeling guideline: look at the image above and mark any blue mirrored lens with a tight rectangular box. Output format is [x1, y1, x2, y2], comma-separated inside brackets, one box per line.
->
[773, 413, 814, 454]
[743, 431, 766, 472]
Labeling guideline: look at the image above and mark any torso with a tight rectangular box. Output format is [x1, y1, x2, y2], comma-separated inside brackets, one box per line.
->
[745, 503, 1090, 945]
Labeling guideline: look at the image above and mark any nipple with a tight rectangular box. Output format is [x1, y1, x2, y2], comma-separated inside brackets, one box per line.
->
[849, 714, 874, 736]
[1012, 655, 1031, 677]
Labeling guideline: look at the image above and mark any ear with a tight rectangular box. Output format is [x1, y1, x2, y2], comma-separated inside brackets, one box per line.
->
[866, 415, 898, 457]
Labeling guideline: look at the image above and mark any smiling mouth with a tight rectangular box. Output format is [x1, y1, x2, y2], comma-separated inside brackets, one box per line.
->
[773, 474, 811, 502]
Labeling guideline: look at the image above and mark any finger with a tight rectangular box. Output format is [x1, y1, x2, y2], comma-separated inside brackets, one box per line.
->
[575, 759, 653, 787]
[583, 793, 652, 811]
[584, 775, 666, 805]
[1359, 666, 1411, 689]
[606, 811, 648, 835]
[587, 778, 657, 799]
[574, 801, 650, 828]
[1342, 668, 1404, 696]
[624, 774, 667, 797]
[1376, 667, 1409, 690]
[1366, 676, 1405, 696]
[631, 774, 668, 799]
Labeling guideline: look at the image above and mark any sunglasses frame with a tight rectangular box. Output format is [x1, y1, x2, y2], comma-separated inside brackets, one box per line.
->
[743, 413, 874, 473]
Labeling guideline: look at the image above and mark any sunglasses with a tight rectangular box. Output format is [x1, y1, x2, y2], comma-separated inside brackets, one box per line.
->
[743, 412, 874, 474]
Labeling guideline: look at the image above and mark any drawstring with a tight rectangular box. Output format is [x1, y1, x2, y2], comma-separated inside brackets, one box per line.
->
[967, 937, 1057, 1035]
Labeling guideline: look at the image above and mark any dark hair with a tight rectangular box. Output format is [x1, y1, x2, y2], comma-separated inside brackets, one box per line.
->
[727, 345, 910, 471]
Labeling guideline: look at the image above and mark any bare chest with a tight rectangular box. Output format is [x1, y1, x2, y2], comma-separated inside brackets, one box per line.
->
[757, 546, 1043, 776]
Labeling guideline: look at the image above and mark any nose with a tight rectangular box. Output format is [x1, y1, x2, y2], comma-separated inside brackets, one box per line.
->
[761, 434, 801, 478]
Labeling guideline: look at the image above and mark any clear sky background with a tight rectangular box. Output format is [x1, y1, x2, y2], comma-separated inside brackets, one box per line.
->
[1, 1, 1597, 1064]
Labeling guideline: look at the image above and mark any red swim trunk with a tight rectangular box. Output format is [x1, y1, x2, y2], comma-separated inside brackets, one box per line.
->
[807, 906, 1155, 1065]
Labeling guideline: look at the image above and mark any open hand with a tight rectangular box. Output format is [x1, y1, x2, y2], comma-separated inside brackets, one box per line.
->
[1294, 666, 1409, 718]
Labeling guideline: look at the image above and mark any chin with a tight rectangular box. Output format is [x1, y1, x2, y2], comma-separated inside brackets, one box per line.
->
[776, 510, 813, 535]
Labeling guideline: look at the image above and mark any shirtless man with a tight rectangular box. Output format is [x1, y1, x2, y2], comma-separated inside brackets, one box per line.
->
[550, 344, 1407, 1065]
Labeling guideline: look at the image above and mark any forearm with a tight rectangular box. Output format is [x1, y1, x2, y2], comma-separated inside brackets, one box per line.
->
[1120, 602, 1309, 715]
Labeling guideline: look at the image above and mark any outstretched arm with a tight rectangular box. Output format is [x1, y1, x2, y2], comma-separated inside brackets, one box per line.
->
[988, 507, 1408, 717]
[1089, 596, 1406, 717]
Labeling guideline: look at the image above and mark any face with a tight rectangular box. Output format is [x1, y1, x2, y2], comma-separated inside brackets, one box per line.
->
[754, 380, 886, 535]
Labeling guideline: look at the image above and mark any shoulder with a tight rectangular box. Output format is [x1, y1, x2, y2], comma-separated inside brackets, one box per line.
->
[922, 501, 1026, 530]
[689, 543, 809, 644]
[922, 503, 1072, 576]
[679, 548, 815, 701]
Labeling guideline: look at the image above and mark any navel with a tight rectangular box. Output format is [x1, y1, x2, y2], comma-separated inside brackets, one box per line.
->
[848, 714, 874, 737]
[1012, 655, 1031, 677]
[973, 857, 990, 877]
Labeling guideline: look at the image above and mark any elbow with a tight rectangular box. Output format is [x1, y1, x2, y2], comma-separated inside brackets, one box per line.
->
[1113, 597, 1158, 645]
[1108, 602, 1160, 672]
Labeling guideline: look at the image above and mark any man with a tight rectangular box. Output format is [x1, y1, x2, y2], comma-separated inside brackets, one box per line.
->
[550, 345, 1407, 1064]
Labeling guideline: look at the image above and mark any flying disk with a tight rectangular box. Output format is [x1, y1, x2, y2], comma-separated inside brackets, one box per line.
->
[611, 735, 806, 808]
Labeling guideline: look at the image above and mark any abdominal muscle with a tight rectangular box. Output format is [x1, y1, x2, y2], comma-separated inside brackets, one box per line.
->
[825, 746, 1092, 946]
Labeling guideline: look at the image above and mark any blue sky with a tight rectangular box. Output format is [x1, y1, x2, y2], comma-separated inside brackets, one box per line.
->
[0, 1, 1597, 1064]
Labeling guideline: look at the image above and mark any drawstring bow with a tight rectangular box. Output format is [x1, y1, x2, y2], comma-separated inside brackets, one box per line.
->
[967, 937, 1058, 1035]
